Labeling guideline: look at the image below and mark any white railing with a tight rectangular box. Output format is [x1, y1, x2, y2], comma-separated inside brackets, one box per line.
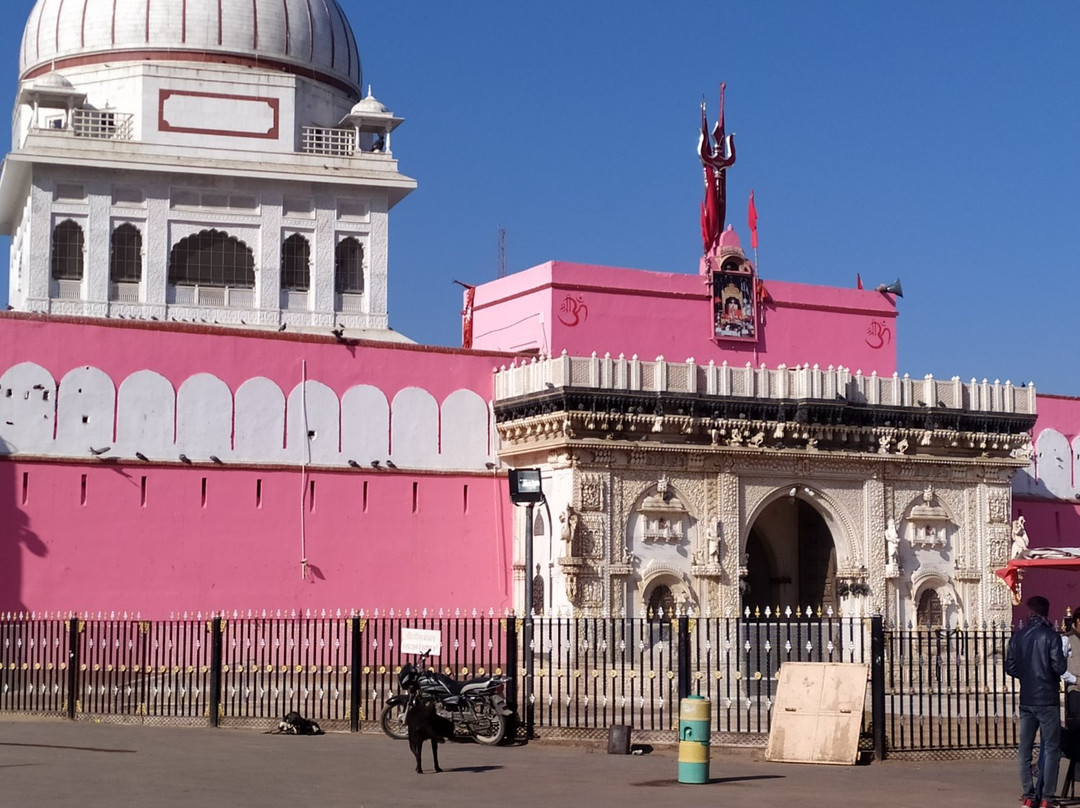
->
[301, 126, 356, 156]
[336, 293, 364, 314]
[70, 109, 133, 140]
[109, 282, 140, 303]
[52, 279, 82, 300]
[493, 352, 1037, 415]
[169, 285, 254, 308]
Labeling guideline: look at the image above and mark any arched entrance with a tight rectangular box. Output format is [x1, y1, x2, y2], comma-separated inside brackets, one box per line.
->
[744, 493, 838, 615]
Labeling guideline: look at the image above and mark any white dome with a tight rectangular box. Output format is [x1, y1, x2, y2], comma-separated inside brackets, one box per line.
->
[350, 88, 389, 115]
[31, 71, 76, 90]
[20, 0, 362, 96]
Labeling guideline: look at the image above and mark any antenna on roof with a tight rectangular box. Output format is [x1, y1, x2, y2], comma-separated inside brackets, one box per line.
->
[497, 226, 507, 278]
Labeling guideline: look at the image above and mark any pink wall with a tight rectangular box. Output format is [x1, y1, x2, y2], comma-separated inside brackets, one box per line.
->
[1032, 394, 1080, 442]
[0, 314, 518, 617]
[2, 313, 506, 405]
[1011, 394, 1080, 618]
[472, 262, 899, 375]
[0, 461, 513, 618]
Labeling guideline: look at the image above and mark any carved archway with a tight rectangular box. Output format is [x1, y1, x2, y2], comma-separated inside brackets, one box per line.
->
[743, 486, 843, 615]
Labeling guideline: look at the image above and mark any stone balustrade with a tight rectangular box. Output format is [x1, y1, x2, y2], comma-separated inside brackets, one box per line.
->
[494, 351, 1036, 415]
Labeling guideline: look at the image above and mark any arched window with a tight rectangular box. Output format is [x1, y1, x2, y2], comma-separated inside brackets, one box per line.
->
[168, 229, 255, 288]
[51, 219, 84, 280]
[110, 223, 143, 283]
[280, 233, 310, 291]
[533, 511, 546, 537]
[531, 565, 545, 616]
[334, 237, 364, 294]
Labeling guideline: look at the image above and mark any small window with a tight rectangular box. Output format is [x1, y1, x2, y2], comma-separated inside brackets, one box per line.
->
[110, 223, 143, 283]
[531, 567, 544, 616]
[51, 219, 85, 280]
[281, 234, 311, 291]
[169, 229, 255, 288]
[334, 237, 364, 294]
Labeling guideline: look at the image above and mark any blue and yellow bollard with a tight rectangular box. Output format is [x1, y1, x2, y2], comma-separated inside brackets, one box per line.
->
[677, 695, 711, 784]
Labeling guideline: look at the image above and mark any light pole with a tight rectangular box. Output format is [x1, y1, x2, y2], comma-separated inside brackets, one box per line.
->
[508, 468, 544, 739]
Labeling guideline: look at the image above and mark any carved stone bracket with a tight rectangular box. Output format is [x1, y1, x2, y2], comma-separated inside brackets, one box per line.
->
[559, 556, 586, 604]
[690, 562, 723, 579]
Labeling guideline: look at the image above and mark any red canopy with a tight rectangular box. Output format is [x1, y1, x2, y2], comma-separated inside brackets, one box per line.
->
[995, 556, 1080, 605]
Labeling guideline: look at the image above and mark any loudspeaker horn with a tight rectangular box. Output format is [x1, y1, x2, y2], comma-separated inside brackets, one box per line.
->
[876, 278, 903, 298]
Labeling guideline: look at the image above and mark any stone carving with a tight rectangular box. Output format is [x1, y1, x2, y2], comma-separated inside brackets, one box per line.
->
[1011, 441, 1035, 462]
[1011, 516, 1030, 560]
[907, 485, 951, 550]
[885, 517, 900, 576]
[708, 530, 721, 564]
[637, 478, 688, 544]
[988, 492, 1009, 524]
[580, 474, 604, 511]
[582, 578, 604, 606]
[559, 505, 579, 557]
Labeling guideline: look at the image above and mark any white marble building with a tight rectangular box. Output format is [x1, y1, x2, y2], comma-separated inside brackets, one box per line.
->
[0, 0, 416, 338]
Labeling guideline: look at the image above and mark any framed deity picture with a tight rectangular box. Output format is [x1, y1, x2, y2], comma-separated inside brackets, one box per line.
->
[712, 265, 758, 342]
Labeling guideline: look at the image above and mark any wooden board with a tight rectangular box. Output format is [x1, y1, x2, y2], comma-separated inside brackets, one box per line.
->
[765, 662, 868, 765]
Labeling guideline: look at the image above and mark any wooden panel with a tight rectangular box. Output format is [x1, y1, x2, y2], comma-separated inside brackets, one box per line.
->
[766, 662, 868, 765]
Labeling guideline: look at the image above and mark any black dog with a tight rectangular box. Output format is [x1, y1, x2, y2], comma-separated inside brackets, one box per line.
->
[278, 710, 324, 735]
[406, 699, 455, 774]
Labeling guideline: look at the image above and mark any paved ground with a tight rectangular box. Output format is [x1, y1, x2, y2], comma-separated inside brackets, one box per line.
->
[0, 718, 1043, 808]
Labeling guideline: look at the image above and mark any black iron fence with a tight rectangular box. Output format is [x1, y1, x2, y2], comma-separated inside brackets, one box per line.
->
[0, 612, 1020, 757]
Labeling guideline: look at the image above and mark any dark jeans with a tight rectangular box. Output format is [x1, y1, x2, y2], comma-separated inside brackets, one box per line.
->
[1020, 703, 1061, 799]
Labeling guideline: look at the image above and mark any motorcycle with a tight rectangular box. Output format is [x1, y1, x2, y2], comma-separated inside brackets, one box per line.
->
[379, 650, 513, 746]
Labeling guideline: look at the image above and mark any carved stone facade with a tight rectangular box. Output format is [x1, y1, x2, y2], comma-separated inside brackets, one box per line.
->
[495, 361, 1034, 625]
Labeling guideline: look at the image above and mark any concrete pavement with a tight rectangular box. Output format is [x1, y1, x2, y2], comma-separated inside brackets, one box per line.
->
[0, 718, 1031, 808]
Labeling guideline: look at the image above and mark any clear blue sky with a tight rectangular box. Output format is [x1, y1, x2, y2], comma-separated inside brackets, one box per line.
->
[2, 1, 1078, 396]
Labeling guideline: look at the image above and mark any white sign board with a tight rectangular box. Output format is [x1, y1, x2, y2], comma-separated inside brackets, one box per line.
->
[400, 628, 442, 657]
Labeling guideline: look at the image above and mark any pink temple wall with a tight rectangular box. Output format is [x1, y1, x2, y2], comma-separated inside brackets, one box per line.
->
[0, 314, 516, 618]
[1016, 394, 1080, 545]
[1011, 394, 1080, 617]
[0, 461, 512, 617]
[471, 261, 899, 375]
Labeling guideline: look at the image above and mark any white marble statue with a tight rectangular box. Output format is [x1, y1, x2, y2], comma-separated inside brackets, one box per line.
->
[1011, 515, 1030, 560]
[885, 518, 900, 568]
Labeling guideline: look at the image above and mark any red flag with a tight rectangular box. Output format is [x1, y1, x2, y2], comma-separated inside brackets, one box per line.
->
[461, 285, 476, 349]
[856, 274, 863, 290]
[747, 190, 758, 249]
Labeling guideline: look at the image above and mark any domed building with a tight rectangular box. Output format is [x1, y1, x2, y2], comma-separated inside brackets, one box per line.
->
[1, 0, 414, 337]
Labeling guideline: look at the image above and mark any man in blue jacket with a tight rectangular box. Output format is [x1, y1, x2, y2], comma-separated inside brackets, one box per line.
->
[1007, 595, 1068, 808]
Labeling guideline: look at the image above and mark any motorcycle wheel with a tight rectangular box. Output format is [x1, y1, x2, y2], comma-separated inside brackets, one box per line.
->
[379, 701, 410, 740]
[471, 702, 507, 746]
